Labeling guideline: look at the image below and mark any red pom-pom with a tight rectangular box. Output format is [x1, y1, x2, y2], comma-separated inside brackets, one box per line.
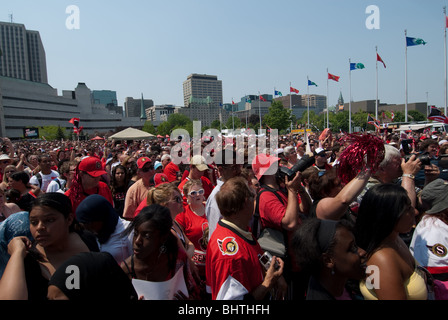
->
[337, 133, 385, 183]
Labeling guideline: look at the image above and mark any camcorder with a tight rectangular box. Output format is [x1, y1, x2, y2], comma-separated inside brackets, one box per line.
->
[276, 154, 315, 181]
[401, 139, 431, 166]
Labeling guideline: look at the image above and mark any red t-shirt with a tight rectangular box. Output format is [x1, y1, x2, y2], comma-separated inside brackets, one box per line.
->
[206, 220, 264, 300]
[175, 205, 208, 276]
[65, 181, 114, 214]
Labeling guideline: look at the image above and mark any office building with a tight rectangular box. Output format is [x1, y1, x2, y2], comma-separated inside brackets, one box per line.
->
[0, 21, 48, 84]
[124, 96, 154, 118]
[183, 74, 222, 108]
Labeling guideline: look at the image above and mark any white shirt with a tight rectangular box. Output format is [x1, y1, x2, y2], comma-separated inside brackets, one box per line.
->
[205, 179, 224, 241]
[410, 215, 448, 272]
[46, 178, 66, 193]
[97, 218, 133, 264]
[29, 170, 59, 192]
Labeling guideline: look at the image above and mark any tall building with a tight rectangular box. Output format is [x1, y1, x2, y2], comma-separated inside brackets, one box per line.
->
[92, 90, 118, 106]
[0, 21, 48, 83]
[183, 73, 222, 108]
[124, 97, 154, 118]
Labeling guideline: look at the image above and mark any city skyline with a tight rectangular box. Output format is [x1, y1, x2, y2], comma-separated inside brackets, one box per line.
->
[1, 1, 447, 113]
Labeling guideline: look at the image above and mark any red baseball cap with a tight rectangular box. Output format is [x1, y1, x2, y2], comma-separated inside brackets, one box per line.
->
[251, 153, 280, 181]
[154, 173, 169, 187]
[137, 157, 152, 169]
[78, 157, 106, 177]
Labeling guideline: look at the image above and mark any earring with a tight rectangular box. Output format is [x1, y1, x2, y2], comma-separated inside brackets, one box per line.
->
[159, 244, 167, 255]
[331, 268, 336, 276]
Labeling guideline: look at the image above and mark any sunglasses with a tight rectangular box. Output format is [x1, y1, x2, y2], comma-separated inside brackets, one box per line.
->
[188, 189, 204, 197]
[141, 165, 154, 172]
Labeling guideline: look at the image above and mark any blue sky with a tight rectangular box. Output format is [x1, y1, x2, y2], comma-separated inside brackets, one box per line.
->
[2, 0, 448, 111]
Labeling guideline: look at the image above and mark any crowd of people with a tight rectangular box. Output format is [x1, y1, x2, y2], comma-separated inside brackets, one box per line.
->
[0, 126, 447, 300]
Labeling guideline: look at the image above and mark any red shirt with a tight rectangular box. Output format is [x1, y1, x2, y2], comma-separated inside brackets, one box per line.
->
[206, 220, 264, 300]
[65, 181, 114, 214]
[257, 188, 289, 230]
[175, 205, 208, 276]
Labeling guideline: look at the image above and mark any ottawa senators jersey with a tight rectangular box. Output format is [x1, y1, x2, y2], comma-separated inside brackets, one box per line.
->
[410, 215, 448, 281]
[206, 220, 264, 300]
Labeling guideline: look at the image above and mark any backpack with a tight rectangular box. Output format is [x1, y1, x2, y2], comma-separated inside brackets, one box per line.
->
[35, 172, 62, 191]
[252, 185, 288, 259]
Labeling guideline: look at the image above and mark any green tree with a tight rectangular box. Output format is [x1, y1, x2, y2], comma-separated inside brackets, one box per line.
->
[225, 116, 242, 130]
[408, 110, 426, 122]
[210, 119, 221, 130]
[263, 100, 291, 131]
[157, 113, 193, 137]
[40, 125, 68, 140]
[142, 121, 157, 135]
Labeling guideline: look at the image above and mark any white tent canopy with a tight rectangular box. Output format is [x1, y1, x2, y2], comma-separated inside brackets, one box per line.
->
[108, 127, 155, 140]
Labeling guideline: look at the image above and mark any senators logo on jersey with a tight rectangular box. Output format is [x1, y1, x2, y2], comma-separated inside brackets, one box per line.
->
[427, 243, 448, 257]
[217, 237, 239, 256]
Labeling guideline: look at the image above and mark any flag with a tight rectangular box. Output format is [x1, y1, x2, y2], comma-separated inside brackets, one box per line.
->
[245, 97, 251, 103]
[328, 73, 340, 82]
[232, 100, 236, 105]
[274, 90, 283, 97]
[406, 36, 427, 47]
[69, 118, 80, 127]
[427, 106, 448, 124]
[391, 111, 395, 121]
[259, 95, 266, 102]
[377, 53, 386, 68]
[446, 15, 448, 28]
[367, 114, 381, 129]
[290, 87, 299, 94]
[350, 62, 365, 70]
[308, 80, 318, 87]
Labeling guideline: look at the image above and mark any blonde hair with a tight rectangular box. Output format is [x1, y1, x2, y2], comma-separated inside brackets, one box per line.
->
[146, 182, 180, 206]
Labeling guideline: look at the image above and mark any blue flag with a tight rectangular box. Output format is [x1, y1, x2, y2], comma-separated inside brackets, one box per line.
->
[274, 90, 282, 97]
[308, 80, 318, 87]
[406, 37, 426, 47]
[350, 63, 365, 70]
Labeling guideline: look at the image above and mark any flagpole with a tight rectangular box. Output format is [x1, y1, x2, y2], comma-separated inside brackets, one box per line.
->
[445, 6, 447, 116]
[258, 91, 262, 130]
[349, 58, 352, 134]
[326, 68, 329, 128]
[245, 94, 248, 130]
[289, 82, 293, 133]
[307, 76, 310, 131]
[232, 97, 235, 131]
[376, 46, 379, 121]
[405, 29, 408, 122]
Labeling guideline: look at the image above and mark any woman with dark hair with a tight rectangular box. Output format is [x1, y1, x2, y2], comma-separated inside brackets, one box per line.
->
[355, 183, 428, 300]
[291, 218, 366, 300]
[8, 171, 40, 212]
[110, 164, 131, 217]
[307, 167, 372, 221]
[120, 204, 199, 299]
[0, 193, 98, 300]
